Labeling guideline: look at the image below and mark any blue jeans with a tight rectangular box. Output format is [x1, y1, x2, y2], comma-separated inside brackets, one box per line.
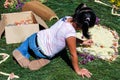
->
[17, 33, 47, 59]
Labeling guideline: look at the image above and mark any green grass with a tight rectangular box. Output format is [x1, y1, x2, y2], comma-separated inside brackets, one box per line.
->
[0, 0, 120, 80]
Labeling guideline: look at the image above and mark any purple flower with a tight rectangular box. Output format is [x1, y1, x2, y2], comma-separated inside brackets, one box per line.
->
[95, 17, 100, 24]
[78, 53, 95, 64]
[16, 3, 24, 9]
[78, 53, 87, 58]
[16, 0, 24, 9]
[80, 59, 88, 64]
[86, 55, 95, 61]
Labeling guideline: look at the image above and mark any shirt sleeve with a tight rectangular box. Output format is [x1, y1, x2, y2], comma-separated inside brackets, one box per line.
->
[65, 24, 76, 38]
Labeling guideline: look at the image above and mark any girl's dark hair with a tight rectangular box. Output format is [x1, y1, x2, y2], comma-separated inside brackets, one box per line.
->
[72, 3, 96, 39]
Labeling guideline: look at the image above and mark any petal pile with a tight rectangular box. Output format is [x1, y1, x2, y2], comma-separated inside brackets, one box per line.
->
[77, 25, 119, 61]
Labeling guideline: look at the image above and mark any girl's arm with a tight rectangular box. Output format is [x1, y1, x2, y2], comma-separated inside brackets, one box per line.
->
[66, 36, 92, 78]
[66, 37, 80, 72]
[76, 38, 84, 44]
[76, 38, 93, 46]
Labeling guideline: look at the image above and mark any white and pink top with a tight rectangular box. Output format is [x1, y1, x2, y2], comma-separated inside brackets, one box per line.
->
[37, 16, 76, 58]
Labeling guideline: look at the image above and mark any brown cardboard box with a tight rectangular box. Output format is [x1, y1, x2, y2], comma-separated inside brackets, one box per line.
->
[0, 11, 48, 44]
[5, 24, 39, 44]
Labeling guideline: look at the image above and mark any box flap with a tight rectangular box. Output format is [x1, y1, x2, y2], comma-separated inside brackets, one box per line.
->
[32, 12, 48, 29]
[0, 17, 6, 38]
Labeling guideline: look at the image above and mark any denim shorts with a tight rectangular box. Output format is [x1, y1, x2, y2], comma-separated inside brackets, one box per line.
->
[17, 33, 47, 59]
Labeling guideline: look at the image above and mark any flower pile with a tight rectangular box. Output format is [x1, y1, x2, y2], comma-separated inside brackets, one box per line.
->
[76, 25, 119, 62]
[4, 0, 23, 9]
[14, 19, 33, 26]
[3, 0, 48, 9]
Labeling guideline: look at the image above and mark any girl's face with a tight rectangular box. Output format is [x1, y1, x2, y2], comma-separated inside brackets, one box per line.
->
[75, 22, 82, 30]
[76, 25, 81, 30]
[72, 22, 81, 30]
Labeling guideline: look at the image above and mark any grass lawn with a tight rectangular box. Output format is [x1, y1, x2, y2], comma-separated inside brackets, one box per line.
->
[0, 0, 120, 80]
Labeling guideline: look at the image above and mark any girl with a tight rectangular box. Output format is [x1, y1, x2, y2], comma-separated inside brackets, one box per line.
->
[13, 3, 96, 78]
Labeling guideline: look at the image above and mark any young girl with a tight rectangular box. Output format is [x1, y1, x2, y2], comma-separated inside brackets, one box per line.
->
[13, 3, 96, 78]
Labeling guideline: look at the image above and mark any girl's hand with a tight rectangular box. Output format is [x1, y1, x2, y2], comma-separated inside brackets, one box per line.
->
[76, 68, 92, 78]
[82, 39, 93, 46]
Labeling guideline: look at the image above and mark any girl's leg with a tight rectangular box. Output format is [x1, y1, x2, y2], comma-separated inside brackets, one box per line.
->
[12, 34, 35, 68]
[28, 33, 46, 59]
[13, 50, 30, 68]
[28, 33, 50, 70]
[17, 37, 30, 59]
[28, 59, 50, 70]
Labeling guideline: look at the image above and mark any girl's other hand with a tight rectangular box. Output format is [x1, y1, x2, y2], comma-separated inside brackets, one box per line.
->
[76, 68, 92, 78]
[82, 39, 93, 46]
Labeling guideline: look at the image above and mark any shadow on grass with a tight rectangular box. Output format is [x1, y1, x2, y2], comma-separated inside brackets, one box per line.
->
[51, 48, 73, 70]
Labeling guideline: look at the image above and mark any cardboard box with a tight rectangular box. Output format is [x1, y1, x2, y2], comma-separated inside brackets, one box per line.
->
[0, 11, 48, 44]
[5, 24, 39, 44]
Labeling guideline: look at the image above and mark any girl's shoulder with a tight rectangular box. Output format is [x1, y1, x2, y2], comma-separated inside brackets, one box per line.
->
[60, 16, 72, 22]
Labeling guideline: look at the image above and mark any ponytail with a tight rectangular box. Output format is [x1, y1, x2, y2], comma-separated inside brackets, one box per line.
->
[82, 20, 90, 39]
